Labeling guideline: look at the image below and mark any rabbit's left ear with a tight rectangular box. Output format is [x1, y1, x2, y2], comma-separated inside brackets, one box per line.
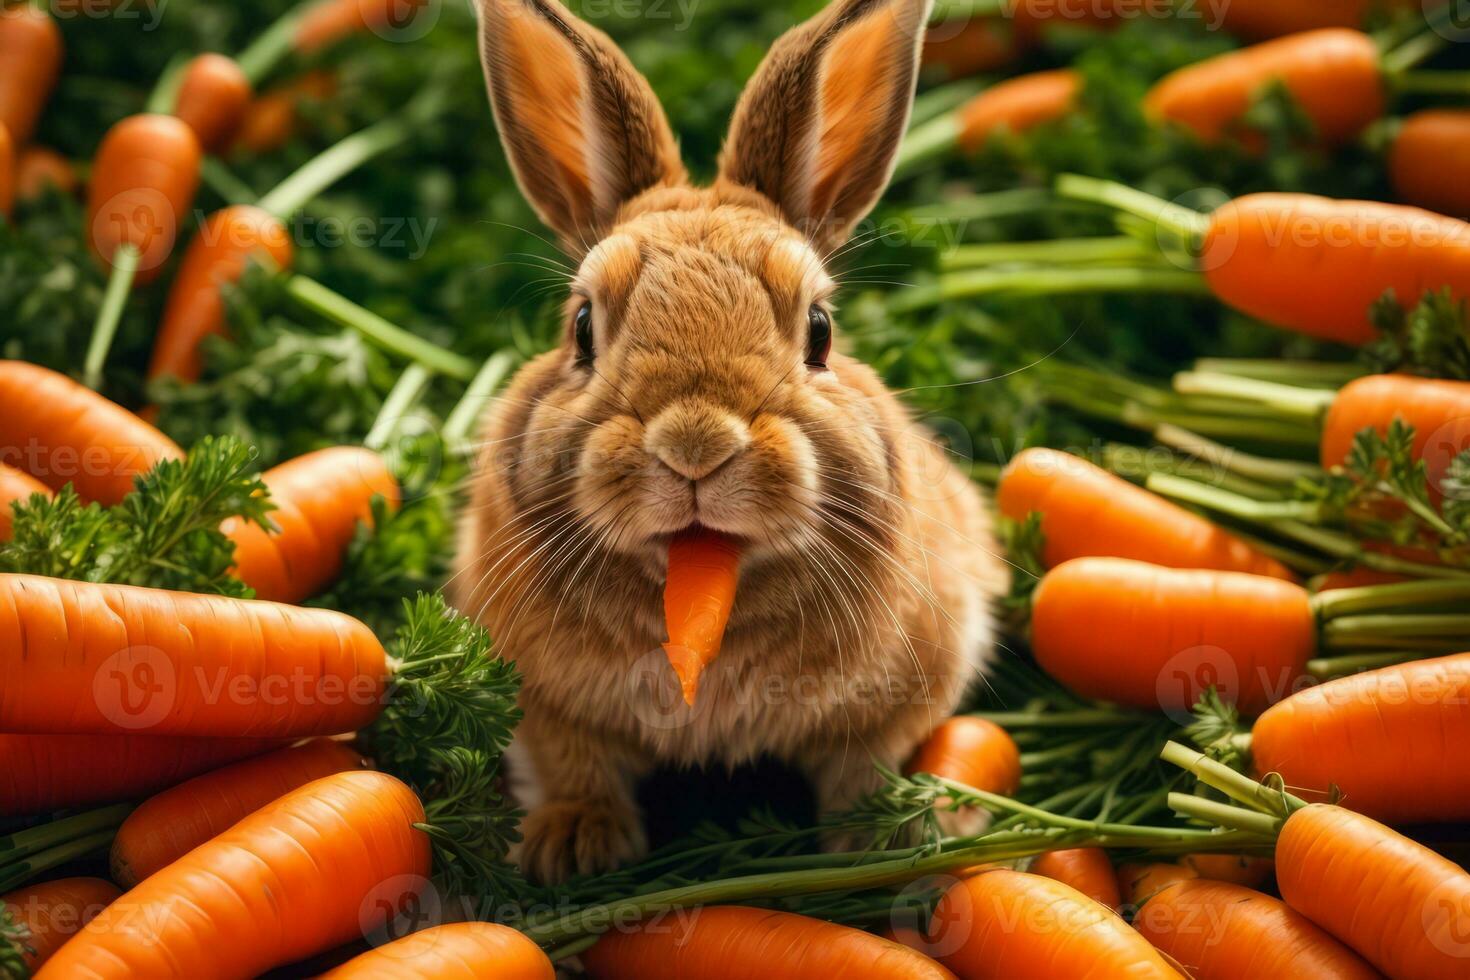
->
[475, 0, 687, 254]
[718, 0, 932, 253]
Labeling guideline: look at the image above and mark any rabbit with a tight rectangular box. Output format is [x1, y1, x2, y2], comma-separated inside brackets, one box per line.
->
[456, 0, 1008, 883]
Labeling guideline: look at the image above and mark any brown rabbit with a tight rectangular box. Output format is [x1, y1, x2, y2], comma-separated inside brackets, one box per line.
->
[457, 0, 1007, 883]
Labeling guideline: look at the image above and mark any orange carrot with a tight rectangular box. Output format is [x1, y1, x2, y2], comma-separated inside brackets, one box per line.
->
[1320, 374, 1470, 492]
[0, 733, 282, 815]
[224, 446, 398, 603]
[0, 5, 63, 146]
[0, 120, 12, 218]
[1028, 848, 1120, 911]
[35, 771, 432, 980]
[1390, 109, 1470, 219]
[663, 528, 741, 705]
[0, 462, 46, 541]
[0, 360, 183, 505]
[906, 716, 1021, 796]
[1211, 0, 1430, 40]
[930, 869, 1182, 979]
[0, 574, 387, 738]
[318, 922, 555, 979]
[997, 447, 1293, 579]
[110, 738, 367, 887]
[1251, 652, 1470, 822]
[1117, 862, 1198, 909]
[294, 0, 394, 52]
[583, 905, 957, 979]
[1276, 803, 1470, 978]
[229, 71, 338, 155]
[147, 204, 294, 384]
[85, 114, 202, 285]
[923, 19, 1014, 77]
[1200, 195, 1470, 345]
[14, 146, 78, 203]
[1133, 878, 1379, 979]
[1030, 557, 1316, 713]
[1145, 29, 1385, 147]
[172, 53, 253, 153]
[1, 878, 121, 972]
[956, 69, 1078, 151]
[1178, 852, 1273, 888]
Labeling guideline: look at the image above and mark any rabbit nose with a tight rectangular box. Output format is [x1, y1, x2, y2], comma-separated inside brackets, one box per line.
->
[645, 402, 751, 482]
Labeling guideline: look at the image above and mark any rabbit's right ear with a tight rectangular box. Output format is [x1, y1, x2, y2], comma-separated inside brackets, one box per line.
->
[474, 0, 686, 254]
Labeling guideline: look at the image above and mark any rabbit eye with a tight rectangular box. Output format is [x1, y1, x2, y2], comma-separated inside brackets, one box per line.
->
[806, 304, 832, 368]
[573, 301, 594, 365]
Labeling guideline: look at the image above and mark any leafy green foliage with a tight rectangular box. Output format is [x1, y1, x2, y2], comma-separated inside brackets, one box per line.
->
[0, 436, 272, 596]
[1365, 288, 1470, 380]
[999, 512, 1046, 612]
[0, 903, 29, 980]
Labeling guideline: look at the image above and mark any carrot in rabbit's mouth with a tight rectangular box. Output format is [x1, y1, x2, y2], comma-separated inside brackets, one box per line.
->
[662, 526, 742, 706]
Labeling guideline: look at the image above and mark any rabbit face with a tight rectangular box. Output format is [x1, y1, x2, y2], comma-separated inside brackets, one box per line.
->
[506, 187, 901, 568]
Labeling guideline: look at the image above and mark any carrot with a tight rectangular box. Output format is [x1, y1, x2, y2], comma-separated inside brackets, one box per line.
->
[147, 204, 294, 384]
[0, 120, 12, 218]
[1133, 878, 1379, 979]
[0, 5, 63, 146]
[930, 869, 1182, 979]
[172, 53, 253, 153]
[1178, 852, 1273, 888]
[318, 922, 555, 979]
[1250, 651, 1470, 822]
[997, 447, 1293, 579]
[1, 877, 121, 972]
[906, 716, 1021, 796]
[1320, 374, 1470, 490]
[1200, 194, 1470, 345]
[1275, 803, 1470, 978]
[110, 738, 367, 887]
[0, 573, 387, 738]
[35, 771, 432, 979]
[85, 114, 202, 285]
[1145, 29, 1385, 147]
[0, 733, 281, 815]
[0, 462, 46, 542]
[229, 71, 338, 155]
[663, 528, 741, 705]
[583, 905, 957, 979]
[956, 69, 1078, 151]
[294, 0, 392, 52]
[224, 446, 398, 603]
[1313, 566, 1407, 591]
[14, 146, 78, 203]
[922, 19, 1014, 77]
[1028, 848, 1120, 911]
[1390, 110, 1470, 219]
[1030, 557, 1317, 713]
[1117, 862, 1198, 909]
[1212, 0, 1429, 40]
[0, 360, 184, 505]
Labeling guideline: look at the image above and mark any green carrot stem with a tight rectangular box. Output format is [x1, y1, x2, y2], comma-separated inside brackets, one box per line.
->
[1394, 70, 1470, 95]
[1312, 577, 1470, 618]
[199, 158, 259, 206]
[929, 0, 1008, 21]
[1121, 404, 1319, 447]
[235, 0, 313, 85]
[84, 243, 142, 390]
[443, 350, 518, 454]
[284, 276, 476, 379]
[0, 803, 131, 862]
[1160, 741, 1306, 816]
[256, 116, 414, 219]
[1167, 793, 1282, 836]
[974, 708, 1143, 728]
[933, 778, 1196, 840]
[1323, 612, 1470, 643]
[1226, 526, 1333, 575]
[910, 77, 986, 127]
[902, 188, 1072, 224]
[546, 934, 601, 962]
[1018, 732, 1115, 768]
[889, 265, 1211, 312]
[0, 831, 118, 894]
[1170, 371, 1336, 422]
[144, 53, 189, 115]
[940, 236, 1157, 270]
[892, 113, 960, 178]
[364, 364, 433, 452]
[1306, 650, 1425, 680]
[1152, 423, 1322, 485]
[1053, 173, 1210, 244]
[1191, 358, 1363, 388]
[1145, 473, 1322, 523]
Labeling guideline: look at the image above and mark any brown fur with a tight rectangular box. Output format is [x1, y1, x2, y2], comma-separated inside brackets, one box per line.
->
[461, 0, 1005, 883]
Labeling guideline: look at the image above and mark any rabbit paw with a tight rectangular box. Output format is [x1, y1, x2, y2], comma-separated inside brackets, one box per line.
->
[518, 799, 647, 884]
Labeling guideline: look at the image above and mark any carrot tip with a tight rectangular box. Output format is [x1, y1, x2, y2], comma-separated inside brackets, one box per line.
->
[662, 643, 701, 705]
